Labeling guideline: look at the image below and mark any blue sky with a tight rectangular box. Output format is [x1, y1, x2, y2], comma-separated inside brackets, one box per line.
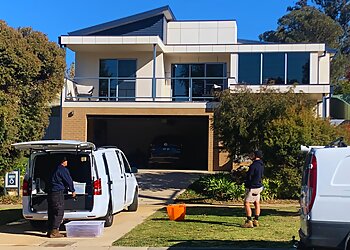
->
[0, 0, 298, 65]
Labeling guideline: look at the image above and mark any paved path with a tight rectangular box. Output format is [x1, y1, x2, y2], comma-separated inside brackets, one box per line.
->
[0, 170, 207, 249]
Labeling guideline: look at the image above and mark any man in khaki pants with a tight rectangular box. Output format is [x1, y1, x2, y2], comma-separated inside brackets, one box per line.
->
[242, 150, 264, 228]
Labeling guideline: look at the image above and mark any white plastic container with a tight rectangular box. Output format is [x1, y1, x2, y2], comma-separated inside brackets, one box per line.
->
[65, 221, 105, 237]
[73, 182, 86, 194]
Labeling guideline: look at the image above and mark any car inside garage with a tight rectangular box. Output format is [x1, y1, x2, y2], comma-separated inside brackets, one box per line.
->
[87, 115, 209, 170]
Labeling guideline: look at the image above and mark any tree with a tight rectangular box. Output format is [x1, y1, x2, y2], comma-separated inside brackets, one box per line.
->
[260, 6, 343, 48]
[213, 87, 313, 157]
[214, 88, 344, 198]
[0, 21, 65, 174]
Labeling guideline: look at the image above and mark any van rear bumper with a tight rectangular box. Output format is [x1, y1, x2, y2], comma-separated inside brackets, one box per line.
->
[23, 211, 105, 221]
[299, 221, 350, 249]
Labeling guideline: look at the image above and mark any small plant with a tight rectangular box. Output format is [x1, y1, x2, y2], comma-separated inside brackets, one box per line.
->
[261, 178, 281, 200]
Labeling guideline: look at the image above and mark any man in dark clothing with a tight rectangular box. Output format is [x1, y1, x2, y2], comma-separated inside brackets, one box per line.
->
[242, 150, 264, 228]
[47, 157, 76, 238]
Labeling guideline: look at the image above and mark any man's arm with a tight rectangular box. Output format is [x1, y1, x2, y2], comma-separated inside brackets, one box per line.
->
[60, 168, 76, 196]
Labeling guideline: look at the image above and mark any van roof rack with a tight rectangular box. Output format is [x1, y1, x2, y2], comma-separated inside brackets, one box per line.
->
[326, 137, 348, 148]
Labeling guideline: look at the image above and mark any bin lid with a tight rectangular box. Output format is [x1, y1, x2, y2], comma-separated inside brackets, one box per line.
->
[12, 140, 96, 151]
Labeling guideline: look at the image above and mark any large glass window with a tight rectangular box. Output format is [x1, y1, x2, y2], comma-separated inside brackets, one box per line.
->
[238, 53, 261, 85]
[287, 53, 310, 84]
[171, 63, 226, 100]
[238, 52, 310, 85]
[262, 53, 285, 84]
[99, 59, 136, 100]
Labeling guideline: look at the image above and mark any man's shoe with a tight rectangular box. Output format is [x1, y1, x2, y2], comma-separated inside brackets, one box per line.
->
[48, 229, 64, 238]
[241, 220, 254, 228]
[253, 219, 259, 227]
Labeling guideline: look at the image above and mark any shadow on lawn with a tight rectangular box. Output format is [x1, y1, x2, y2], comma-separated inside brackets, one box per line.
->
[165, 206, 299, 217]
[167, 239, 294, 249]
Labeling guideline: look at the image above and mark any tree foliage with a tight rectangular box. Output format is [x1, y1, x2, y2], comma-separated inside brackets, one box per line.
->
[0, 21, 65, 174]
[214, 88, 345, 198]
[260, 6, 343, 48]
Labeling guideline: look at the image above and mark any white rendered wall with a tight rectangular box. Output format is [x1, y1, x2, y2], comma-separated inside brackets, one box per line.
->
[310, 53, 319, 84]
[167, 21, 237, 45]
[319, 53, 330, 85]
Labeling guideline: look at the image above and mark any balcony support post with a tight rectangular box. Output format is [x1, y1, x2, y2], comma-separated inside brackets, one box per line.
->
[152, 44, 156, 101]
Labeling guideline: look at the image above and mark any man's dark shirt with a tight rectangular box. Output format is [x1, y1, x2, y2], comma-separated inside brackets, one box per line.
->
[50, 164, 75, 193]
[245, 159, 264, 189]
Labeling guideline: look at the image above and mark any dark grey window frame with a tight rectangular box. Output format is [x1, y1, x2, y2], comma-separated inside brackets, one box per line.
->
[99, 59, 137, 100]
[171, 62, 227, 99]
[238, 52, 311, 85]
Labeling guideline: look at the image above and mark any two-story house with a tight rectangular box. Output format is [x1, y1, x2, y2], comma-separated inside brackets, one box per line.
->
[58, 6, 331, 171]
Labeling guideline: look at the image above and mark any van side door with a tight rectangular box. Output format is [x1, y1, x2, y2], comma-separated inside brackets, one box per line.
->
[117, 151, 136, 205]
[103, 151, 125, 213]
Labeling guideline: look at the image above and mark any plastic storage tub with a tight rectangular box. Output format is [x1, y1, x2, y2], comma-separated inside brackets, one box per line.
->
[65, 221, 105, 237]
[166, 204, 186, 221]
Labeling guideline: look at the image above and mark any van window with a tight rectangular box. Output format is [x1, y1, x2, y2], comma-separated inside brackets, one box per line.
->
[302, 153, 312, 186]
[121, 153, 132, 173]
[116, 151, 125, 174]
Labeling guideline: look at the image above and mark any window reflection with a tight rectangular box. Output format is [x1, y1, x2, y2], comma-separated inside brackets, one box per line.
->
[171, 63, 226, 101]
[99, 59, 136, 100]
[238, 53, 261, 85]
[287, 53, 310, 84]
[263, 53, 285, 85]
[238, 52, 310, 85]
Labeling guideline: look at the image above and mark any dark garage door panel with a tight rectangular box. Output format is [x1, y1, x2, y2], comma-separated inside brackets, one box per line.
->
[87, 115, 208, 170]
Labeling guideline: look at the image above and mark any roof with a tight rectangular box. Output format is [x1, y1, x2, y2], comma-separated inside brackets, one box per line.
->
[68, 5, 176, 36]
[238, 39, 275, 44]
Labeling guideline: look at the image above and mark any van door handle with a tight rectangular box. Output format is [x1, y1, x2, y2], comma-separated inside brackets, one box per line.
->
[121, 176, 124, 179]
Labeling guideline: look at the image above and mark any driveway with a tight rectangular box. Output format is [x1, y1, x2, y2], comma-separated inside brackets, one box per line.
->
[0, 169, 207, 249]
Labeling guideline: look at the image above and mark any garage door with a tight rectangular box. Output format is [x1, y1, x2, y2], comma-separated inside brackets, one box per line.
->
[87, 115, 208, 170]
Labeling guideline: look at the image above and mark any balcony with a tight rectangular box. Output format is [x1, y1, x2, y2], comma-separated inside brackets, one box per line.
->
[64, 77, 228, 102]
[63, 77, 330, 104]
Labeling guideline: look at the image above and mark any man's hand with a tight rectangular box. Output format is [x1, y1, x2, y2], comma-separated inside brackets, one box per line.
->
[72, 191, 77, 198]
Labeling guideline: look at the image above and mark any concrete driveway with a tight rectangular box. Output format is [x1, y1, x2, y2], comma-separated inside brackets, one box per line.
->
[0, 169, 206, 249]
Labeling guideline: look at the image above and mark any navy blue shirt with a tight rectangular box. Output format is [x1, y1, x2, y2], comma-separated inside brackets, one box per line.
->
[50, 164, 75, 193]
[245, 159, 264, 189]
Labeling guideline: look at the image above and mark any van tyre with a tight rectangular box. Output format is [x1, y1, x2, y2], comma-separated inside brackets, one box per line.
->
[103, 204, 114, 227]
[128, 189, 138, 212]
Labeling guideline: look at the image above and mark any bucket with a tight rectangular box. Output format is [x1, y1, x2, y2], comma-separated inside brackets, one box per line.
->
[166, 204, 186, 221]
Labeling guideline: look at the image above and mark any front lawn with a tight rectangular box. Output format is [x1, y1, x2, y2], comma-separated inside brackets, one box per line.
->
[113, 204, 299, 248]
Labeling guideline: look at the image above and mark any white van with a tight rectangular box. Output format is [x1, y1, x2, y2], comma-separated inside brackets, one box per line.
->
[299, 139, 350, 249]
[13, 140, 138, 228]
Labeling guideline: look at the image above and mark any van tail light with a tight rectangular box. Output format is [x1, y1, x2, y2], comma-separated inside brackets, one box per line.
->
[307, 155, 317, 213]
[22, 179, 31, 196]
[93, 178, 102, 195]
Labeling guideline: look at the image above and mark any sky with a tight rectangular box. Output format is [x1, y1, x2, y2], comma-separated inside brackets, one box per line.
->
[0, 0, 299, 66]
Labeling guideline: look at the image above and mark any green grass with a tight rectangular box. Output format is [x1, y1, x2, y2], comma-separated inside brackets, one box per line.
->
[0, 207, 22, 225]
[113, 205, 299, 248]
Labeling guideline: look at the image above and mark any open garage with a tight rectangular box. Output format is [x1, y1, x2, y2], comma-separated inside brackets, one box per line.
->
[87, 115, 209, 170]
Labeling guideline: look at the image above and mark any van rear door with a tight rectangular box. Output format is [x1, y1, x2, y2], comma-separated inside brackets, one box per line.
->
[102, 151, 125, 213]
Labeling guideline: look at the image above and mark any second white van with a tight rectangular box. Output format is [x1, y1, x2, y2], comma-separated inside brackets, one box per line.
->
[299, 139, 350, 249]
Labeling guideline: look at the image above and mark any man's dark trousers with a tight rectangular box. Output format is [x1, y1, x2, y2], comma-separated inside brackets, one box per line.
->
[47, 191, 64, 230]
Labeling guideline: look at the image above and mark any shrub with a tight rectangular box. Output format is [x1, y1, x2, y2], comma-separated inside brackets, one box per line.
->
[189, 173, 281, 201]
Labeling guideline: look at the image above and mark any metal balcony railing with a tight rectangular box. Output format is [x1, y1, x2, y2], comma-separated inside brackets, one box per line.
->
[64, 77, 229, 102]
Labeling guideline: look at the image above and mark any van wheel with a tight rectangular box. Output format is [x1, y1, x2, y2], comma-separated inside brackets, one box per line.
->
[29, 220, 46, 229]
[128, 189, 138, 212]
[102, 204, 114, 227]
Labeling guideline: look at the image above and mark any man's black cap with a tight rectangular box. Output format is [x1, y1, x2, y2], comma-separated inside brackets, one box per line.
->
[61, 157, 68, 163]
[254, 150, 263, 159]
